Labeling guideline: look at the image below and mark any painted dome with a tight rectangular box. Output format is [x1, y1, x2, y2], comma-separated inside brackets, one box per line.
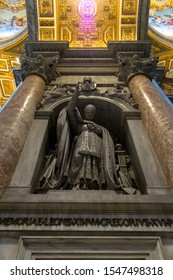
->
[0, 0, 27, 50]
[149, 0, 173, 48]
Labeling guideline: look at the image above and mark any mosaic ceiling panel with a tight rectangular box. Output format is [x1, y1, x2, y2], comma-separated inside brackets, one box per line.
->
[37, 0, 139, 47]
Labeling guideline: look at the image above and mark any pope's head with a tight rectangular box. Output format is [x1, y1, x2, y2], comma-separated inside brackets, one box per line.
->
[84, 104, 96, 121]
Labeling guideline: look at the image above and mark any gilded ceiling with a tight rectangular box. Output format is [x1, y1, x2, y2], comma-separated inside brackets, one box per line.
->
[0, 0, 173, 50]
[37, 0, 139, 47]
[0, 52, 20, 107]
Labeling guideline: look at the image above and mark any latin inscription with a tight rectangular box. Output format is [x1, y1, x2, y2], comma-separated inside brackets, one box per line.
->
[0, 217, 173, 228]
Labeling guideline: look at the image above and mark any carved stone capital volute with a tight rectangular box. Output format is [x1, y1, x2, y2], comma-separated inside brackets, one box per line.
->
[20, 54, 60, 84]
[116, 54, 159, 84]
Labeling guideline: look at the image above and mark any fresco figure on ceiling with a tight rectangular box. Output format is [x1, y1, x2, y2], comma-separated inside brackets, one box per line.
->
[149, 4, 173, 37]
[0, 8, 27, 41]
[39, 84, 136, 194]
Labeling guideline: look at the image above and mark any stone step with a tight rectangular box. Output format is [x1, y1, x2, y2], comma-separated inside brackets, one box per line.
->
[57, 66, 118, 75]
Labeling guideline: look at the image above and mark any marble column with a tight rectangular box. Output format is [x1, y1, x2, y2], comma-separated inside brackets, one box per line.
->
[0, 75, 46, 197]
[116, 54, 173, 189]
[0, 54, 59, 197]
[128, 74, 173, 189]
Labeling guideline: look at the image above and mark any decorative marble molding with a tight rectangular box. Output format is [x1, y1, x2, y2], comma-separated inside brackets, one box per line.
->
[25, 0, 38, 41]
[16, 236, 165, 260]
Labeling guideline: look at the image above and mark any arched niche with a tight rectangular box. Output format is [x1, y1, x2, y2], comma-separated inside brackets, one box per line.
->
[38, 95, 139, 148]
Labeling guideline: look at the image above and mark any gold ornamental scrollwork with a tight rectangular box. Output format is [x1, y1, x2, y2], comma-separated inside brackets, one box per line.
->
[122, 0, 137, 15]
[57, 0, 120, 48]
[38, 0, 54, 17]
[0, 0, 26, 12]
[150, 0, 173, 11]
[37, 0, 139, 47]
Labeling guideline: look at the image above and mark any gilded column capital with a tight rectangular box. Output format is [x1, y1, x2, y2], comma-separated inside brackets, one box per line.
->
[20, 54, 60, 84]
[116, 54, 158, 84]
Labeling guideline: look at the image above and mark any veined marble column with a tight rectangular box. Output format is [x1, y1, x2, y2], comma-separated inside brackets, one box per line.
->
[128, 74, 173, 189]
[0, 75, 45, 197]
[0, 54, 59, 197]
[117, 54, 173, 189]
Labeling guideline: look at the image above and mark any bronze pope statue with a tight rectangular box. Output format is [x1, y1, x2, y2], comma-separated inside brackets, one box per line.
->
[39, 85, 136, 194]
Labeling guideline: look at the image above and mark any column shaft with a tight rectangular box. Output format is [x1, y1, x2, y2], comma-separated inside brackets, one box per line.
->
[0, 75, 45, 196]
[128, 74, 173, 188]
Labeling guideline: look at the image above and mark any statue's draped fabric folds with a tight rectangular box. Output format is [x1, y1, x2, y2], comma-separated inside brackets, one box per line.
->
[39, 86, 136, 194]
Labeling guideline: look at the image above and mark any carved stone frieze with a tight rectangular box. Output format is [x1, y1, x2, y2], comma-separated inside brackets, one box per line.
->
[37, 77, 101, 109]
[37, 84, 75, 109]
[37, 77, 138, 109]
[103, 83, 138, 108]
[20, 54, 60, 84]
